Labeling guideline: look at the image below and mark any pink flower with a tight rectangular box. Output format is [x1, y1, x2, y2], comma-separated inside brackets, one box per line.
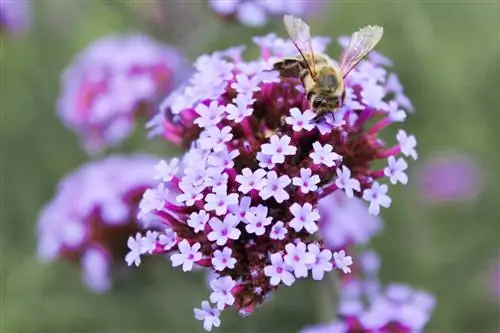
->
[57, 34, 189, 154]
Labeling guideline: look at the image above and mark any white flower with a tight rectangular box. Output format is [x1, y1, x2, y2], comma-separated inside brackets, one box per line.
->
[244, 205, 272, 235]
[269, 221, 288, 240]
[140, 230, 158, 254]
[209, 276, 236, 310]
[228, 196, 252, 223]
[260, 171, 291, 203]
[292, 168, 320, 194]
[226, 92, 254, 122]
[283, 241, 315, 278]
[307, 243, 333, 280]
[362, 181, 392, 215]
[193, 301, 221, 331]
[256, 152, 275, 169]
[207, 214, 241, 246]
[153, 158, 179, 182]
[170, 240, 202, 272]
[230, 73, 261, 94]
[187, 210, 210, 233]
[199, 126, 233, 152]
[335, 165, 361, 198]
[261, 135, 297, 164]
[158, 228, 177, 251]
[289, 203, 320, 234]
[333, 250, 353, 274]
[264, 253, 296, 286]
[125, 233, 144, 267]
[397, 130, 418, 160]
[384, 156, 408, 185]
[139, 183, 169, 216]
[285, 107, 316, 132]
[194, 100, 225, 128]
[204, 188, 239, 216]
[310, 141, 342, 167]
[235, 168, 266, 194]
[211, 247, 237, 271]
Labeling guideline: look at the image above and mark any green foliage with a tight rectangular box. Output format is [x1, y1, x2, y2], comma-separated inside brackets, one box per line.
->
[1, 1, 498, 332]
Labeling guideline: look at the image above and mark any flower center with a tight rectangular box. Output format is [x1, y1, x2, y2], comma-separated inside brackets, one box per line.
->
[221, 228, 228, 236]
[276, 266, 283, 274]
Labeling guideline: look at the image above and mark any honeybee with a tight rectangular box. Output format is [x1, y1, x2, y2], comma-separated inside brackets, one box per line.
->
[273, 15, 384, 122]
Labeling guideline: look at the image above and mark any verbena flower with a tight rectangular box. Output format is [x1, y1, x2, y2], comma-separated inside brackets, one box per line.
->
[134, 30, 416, 330]
[0, 0, 30, 33]
[36, 155, 158, 292]
[415, 152, 482, 204]
[301, 251, 436, 333]
[205, 0, 319, 27]
[57, 34, 190, 154]
[319, 192, 383, 250]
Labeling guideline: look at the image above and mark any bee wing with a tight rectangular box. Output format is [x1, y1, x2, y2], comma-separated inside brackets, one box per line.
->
[339, 25, 383, 78]
[283, 15, 317, 77]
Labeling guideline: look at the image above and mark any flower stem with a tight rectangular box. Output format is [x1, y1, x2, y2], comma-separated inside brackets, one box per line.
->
[316, 271, 338, 323]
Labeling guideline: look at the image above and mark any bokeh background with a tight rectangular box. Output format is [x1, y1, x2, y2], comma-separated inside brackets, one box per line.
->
[2, 1, 499, 332]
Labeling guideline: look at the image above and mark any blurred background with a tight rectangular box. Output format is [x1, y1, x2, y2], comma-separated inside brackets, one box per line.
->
[1, 0, 499, 332]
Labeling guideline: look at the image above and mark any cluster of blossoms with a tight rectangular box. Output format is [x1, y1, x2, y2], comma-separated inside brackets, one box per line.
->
[0, 0, 30, 33]
[415, 151, 482, 204]
[57, 34, 189, 154]
[132, 30, 417, 331]
[206, 0, 317, 27]
[36, 155, 158, 292]
[301, 251, 436, 333]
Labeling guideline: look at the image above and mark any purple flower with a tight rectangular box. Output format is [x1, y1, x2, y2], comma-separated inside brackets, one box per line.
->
[57, 34, 190, 154]
[36, 154, 158, 292]
[0, 0, 30, 33]
[205, 0, 322, 27]
[132, 30, 417, 330]
[415, 152, 483, 204]
[194, 301, 221, 331]
[300, 250, 436, 333]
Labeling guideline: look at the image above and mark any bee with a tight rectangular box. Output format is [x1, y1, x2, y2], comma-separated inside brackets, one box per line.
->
[273, 15, 384, 122]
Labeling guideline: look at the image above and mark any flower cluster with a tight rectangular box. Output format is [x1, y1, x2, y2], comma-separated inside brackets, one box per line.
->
[0, 0, 30, 33]
[205, 0, 317, 27]
[36, 155, 158, 292]
[57, 34, 190, 154]
[133, 31, 417, 331]
[301, 251, 436, 333]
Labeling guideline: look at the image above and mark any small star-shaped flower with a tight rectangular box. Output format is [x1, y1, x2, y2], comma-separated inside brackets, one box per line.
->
[384, 156, 408, 185]
[362, 181, 392, 215]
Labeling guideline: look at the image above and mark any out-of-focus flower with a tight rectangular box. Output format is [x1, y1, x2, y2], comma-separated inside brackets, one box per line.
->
[205, 0, 320, 27]
[415, 152, 483, 204]
[0, 0, 30, 33]
[133, 29, 416, 331]
[318, 192, 383, 250]
[36, 155, 158, 292]
[301, 251, 436, 333]
[57, 34, 190, 154]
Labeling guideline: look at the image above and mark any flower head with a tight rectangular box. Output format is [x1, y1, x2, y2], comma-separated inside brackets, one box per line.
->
[205, 0, 321, 27]
[36, 155, 158, 292]
[57, 34, 190, 154]
[133, 30, 417, 330]
[300, 250, 436, 333]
